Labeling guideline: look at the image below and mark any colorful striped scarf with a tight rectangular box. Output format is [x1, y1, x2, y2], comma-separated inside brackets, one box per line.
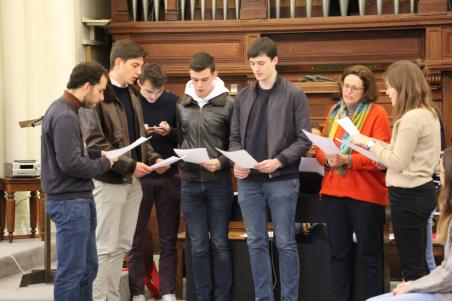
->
[325, 99, 372, 175]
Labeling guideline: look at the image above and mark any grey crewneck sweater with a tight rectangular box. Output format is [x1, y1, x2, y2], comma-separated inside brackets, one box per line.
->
[41, 92, 111, 199]
[405, 223, 452, 300]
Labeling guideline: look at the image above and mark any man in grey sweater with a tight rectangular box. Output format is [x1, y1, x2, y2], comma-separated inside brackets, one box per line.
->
[41, 61, 116, 301]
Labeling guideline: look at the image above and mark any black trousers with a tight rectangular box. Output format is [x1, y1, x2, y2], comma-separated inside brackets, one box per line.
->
[323, 195, 385, 301]
[128, 175, 181, 295]
[389, 181, 437, 281]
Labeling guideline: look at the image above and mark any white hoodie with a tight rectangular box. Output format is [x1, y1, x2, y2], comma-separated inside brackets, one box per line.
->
[184, 77, 229, 108]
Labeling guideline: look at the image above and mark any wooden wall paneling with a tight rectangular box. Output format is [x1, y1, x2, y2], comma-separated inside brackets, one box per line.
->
[426, 27, 443, 64]
[418, 0, 448, 15]
[268, 30, 425, 65]
[295, 82, 338, 126]
[442, 27, 452, 62]
[240, 0, 268, 19]
[111, 0, 447, 21]
[107, 14, 452, 36]
[111, 0, 130, 22]
[165, 0, 179, 20]
[117, 33, 261, 77]
[442, 72, 452, 146]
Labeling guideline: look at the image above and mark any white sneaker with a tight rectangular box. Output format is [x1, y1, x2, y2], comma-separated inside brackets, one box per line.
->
[132, 295, 146, 301]
[162, 293, 177, 301]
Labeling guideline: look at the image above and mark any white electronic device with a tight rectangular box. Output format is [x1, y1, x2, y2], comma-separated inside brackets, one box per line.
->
[4, 160, 40, 178]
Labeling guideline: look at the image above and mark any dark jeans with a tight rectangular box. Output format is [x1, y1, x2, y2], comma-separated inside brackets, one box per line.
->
[323, 195, 385, 301]
[181, 179, 233, 301]
[389, 181, 437, 281]
[128, 176, 181, 295]
[46, 198, 98, 301]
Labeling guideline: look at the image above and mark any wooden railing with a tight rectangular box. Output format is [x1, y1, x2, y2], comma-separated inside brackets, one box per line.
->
[113, 0, 449, 21]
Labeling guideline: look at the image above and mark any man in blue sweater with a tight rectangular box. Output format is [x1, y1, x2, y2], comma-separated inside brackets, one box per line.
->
[41, 61, 117, 301]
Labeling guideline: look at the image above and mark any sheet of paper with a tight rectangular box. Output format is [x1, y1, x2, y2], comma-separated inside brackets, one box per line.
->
[337, 138, 380, 163]
[299, 157, 324, 176]
[215, 148, 258, 169]
[337, 117, 359, 136]
[303, 130, 341, 155]
[105, 136, 151, 159]
[174, 148, 209, 164]
[150, 156, 183, 169]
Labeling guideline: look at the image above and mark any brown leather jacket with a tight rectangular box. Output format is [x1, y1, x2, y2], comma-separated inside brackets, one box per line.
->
[79, 81, 161, 184]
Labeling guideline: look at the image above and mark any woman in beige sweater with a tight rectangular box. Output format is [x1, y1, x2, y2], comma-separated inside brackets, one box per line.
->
[366, 147, 452, 301]
[352, 60, 441, 282]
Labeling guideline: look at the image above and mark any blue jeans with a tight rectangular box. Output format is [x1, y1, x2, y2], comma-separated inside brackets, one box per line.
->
[367, 292, 438, 301]
[238, 178, 300, 301]
[181, 180, 233, 301]
[426, 212, 436, 272]
[46, 198, 98, 301]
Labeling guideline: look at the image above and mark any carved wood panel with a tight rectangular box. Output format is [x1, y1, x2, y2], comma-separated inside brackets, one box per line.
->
[270, 30, 425, 65]
[442, 72, 452, 145]
[426, 27, 442, 61]
[443, 28, 452, 61]
[111, 0, 130, 22]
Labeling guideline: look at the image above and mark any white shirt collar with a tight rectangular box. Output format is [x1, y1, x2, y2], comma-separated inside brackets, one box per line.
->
[110, 78, 128, 88]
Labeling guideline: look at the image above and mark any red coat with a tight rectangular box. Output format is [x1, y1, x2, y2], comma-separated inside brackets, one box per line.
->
[316, 104, 391, 206]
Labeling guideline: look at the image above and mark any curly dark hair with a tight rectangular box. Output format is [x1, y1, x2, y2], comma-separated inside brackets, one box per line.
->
[67, 62, 108, 89]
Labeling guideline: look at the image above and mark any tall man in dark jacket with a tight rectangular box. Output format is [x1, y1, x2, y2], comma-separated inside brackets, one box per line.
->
[41, 62, 116, 301]
[229, 37, 312, 301]
[79, 39, 164, 301]
[177, 52, 234, 301]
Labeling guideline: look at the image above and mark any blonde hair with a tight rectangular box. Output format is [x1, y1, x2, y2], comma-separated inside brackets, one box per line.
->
[437, 148, 452, 244]
[384, 60, 436, 121]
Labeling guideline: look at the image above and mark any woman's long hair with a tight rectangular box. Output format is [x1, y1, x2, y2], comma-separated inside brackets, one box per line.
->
[384, 60, 436, 121]
[437, 148, 452, 244]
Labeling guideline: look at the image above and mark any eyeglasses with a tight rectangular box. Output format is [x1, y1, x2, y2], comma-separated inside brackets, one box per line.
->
[341, 83, 364, 93]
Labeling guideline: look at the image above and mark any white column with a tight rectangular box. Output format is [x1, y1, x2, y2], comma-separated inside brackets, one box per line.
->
[0, 0, 80, 234]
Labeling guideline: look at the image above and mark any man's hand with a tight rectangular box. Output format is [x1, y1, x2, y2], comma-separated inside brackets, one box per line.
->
[144, 121, 171, 136]
[234, 164, 251, 179]
[255, 159, 282, 174]
[107, 157, 118, 167]
[325, 154, 349, 168]
[153, 158, 171, 174]
[101, 151, 117, 167]
[133, 162, 152, 177]
[393, 282, 410, 296]
[153, 121, 171, 136]
[201, 159, 221, 173]
[144, 124, 153, 136]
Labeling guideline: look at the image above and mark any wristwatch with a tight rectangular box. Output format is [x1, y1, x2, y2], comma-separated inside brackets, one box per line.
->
[365, 139, 377, 150]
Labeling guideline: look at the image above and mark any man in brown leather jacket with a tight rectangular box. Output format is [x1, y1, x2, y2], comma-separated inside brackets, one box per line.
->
[79, 39, 166, 301]
[176, 52, 234, 301]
